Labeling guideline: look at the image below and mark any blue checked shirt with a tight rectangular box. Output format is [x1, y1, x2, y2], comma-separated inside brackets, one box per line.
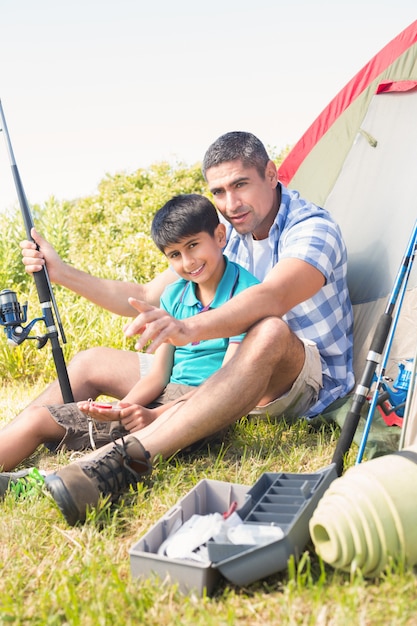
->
[222, 184, 354, 417]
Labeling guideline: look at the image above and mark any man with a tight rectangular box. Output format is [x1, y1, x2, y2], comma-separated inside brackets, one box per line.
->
[19, 131, 354, 525]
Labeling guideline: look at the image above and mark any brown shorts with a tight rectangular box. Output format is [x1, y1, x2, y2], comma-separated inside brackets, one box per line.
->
[46, 383, 194, 453]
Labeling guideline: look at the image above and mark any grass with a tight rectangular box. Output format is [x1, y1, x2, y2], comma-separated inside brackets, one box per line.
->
[1, 382, 417, 625]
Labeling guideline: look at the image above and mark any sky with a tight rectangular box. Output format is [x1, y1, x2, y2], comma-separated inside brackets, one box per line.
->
[0, 0, 416, 213]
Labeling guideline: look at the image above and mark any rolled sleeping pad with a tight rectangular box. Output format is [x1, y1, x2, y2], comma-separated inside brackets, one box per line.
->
[309, 446, 417, 577]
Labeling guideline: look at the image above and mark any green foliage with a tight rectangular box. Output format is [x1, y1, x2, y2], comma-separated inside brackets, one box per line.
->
[269, 144, 292, 167]
[67, 161, 207, 283]
[0, 206, 28, 289]
[0, 160, 207, 383]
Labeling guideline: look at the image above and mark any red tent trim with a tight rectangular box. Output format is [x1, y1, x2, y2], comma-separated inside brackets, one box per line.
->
[376, 80, 417, 93]
[278, 21, 417, 185]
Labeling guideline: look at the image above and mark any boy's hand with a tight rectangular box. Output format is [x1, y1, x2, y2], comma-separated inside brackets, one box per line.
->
[124, 297, 193, 352]
[77, 400, 158, 432]
[119, 403, 158, 432]
[78, 400, 121, 422]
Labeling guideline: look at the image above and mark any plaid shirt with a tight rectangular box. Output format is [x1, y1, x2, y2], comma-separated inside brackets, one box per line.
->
[222, 184, 354, 416]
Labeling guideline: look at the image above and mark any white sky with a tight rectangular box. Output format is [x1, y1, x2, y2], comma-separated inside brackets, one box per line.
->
[0, 0, 415, 212]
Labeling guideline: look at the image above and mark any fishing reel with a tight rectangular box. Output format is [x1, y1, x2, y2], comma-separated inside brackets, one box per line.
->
[0, 288, 48, 349]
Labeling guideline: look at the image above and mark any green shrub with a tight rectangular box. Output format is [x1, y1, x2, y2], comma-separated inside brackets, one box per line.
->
[0, 161, 207, 382]
[0, 152, 289, 384]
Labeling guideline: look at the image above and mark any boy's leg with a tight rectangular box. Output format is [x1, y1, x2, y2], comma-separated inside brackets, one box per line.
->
[0, 405, 65, 472]
[26, 347, 141, 406]
[0, 348, 140, 473]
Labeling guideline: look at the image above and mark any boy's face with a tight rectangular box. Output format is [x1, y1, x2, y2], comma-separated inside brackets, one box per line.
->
[205, 159, 279, 240]
[163, 224, 226, 288]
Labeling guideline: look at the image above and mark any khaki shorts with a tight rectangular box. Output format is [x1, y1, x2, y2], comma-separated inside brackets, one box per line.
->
[46, 382, 194, 452]
[138, 344, 323, 421]
[248, 339, 323, 420]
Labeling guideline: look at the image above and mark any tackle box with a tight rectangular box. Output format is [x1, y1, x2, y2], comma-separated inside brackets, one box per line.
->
[129, 465, 337, 595]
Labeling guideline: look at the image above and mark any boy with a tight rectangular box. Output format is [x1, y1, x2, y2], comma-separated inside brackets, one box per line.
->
[0, 194, 258, 492]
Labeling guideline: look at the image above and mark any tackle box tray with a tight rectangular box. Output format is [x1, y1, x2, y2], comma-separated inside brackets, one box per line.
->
[209, 465, 337, 586]
[129, 466, 337, 594]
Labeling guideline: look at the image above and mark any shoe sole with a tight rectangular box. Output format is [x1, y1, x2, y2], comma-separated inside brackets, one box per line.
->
[45, 474, 82, 526]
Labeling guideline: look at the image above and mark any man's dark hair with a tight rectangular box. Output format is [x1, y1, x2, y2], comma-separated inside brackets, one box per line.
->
[202, 131, 270, 180]
[151, 194, 220, 253]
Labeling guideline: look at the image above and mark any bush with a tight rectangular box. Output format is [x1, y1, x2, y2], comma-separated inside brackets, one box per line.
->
[0, 161, 206, 382]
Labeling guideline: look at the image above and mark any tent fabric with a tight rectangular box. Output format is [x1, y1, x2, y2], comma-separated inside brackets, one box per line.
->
[322, 87, 417, 378]
[277, 19, 417, 209]
[276, 21, 417, 446]
[324, 88, 417, 304]
[403, 391, 417, 447]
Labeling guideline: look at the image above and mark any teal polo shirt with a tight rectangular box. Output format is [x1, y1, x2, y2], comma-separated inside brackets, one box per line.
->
[160, 256, 259, 386]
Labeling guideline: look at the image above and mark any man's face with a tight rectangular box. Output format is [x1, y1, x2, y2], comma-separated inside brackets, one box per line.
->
[205, 159, 279, 240]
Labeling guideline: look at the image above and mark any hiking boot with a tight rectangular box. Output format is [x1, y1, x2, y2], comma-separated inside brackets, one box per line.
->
[0, 467, 46, 499]
[45, 434, 152, 526]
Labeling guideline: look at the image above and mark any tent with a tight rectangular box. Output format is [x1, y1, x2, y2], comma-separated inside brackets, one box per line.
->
[277, 21, 417, 451]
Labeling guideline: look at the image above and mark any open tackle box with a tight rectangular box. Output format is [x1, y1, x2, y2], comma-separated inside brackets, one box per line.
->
[129, 465, 337, 595]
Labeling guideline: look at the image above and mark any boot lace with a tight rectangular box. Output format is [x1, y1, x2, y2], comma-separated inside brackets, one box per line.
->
[84, 433, 152, 501]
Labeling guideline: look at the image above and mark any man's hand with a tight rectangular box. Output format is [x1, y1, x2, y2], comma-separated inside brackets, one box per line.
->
[20, 227, 65, 281]
[124, 297, 193, 352]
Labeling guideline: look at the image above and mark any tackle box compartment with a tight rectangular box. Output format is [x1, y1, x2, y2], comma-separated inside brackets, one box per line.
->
[129, 478, 251, 595]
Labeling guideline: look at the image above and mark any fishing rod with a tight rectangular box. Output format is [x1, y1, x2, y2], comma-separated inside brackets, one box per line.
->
[0, 100, 74, 402]
[331, 219, 417, 476]
[355, 237, 416, 463]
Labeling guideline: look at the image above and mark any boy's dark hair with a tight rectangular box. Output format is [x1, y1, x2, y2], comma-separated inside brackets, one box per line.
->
[151, 194, 220, 253]
[202, 131, 270, 180]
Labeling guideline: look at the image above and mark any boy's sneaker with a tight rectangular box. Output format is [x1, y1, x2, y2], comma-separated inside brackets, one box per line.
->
[45, 434, 152, 526]
[0, 467, 46, 499]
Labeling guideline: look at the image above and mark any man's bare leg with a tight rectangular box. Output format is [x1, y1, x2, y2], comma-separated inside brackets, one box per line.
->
[138, 316, 305, 458]
[77, 317, 305, 463]
[0, 406, 66, 471]
[44, 318, 306, 525]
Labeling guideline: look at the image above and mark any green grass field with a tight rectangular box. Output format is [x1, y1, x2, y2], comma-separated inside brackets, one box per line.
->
[1, 382, 417, 626]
